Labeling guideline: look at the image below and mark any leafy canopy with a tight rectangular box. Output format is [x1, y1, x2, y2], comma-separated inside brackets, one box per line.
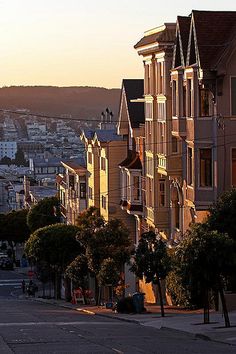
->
[176, 223, 236, 289]
[207, 188, 236, 240]
[25, 223, 81, 271]
[0, 209, 30, 243]
[131, 231, 171, 284]
[27, 196, 60, 232]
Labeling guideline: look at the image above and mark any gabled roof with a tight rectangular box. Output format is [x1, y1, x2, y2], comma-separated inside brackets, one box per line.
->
[134, 24, 176, 49]
[173, 16, 191, 68]
[122, 79, 145, 129]
[93, 130, 123, 143]
[188, 10, 236, 69]
[61, 158, 86, 172]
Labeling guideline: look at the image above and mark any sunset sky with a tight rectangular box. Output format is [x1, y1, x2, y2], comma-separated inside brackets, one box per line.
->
[0, 0, 235, 88]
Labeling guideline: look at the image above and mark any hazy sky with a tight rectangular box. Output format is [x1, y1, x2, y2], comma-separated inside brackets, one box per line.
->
[0, 0, 235, 88]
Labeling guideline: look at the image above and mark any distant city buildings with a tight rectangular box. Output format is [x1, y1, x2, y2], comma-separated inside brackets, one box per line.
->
[0, 141, 17, 160]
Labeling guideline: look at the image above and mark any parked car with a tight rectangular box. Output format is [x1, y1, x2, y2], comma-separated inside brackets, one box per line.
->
[0, 255, 14, 270]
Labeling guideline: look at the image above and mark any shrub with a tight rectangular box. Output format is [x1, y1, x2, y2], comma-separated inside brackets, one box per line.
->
[166, 270, 191, 308]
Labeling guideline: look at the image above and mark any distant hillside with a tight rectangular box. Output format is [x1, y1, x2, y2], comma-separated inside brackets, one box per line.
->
[0, 86, 121, 119]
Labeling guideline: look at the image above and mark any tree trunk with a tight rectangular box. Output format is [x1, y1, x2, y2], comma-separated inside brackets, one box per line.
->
[95, 278, 99, 305]
[203, 286, 210, 324]
[219, 286, 230, 328]
[157, 277, 165, 317]
[64, 277, 72, 302]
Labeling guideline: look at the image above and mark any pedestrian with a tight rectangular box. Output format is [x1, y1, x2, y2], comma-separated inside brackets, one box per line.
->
[21, 280, 25, 294]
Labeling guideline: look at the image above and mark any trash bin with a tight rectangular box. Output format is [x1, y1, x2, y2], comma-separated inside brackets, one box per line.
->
[132, 292, 145, 314]
[15, 259, 20, 267]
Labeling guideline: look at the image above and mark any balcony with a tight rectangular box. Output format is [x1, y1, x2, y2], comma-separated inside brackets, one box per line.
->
[172, 117, 186, 137]
[167, 155, 182, 177]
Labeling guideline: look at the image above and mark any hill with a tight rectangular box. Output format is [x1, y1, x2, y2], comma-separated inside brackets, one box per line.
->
[0, 86, 121, 119]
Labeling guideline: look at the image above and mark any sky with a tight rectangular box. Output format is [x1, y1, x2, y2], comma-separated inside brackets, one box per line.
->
[0, 0, 235, 89]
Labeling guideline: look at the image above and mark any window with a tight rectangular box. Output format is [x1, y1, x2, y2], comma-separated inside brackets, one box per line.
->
[101, 195, 106, 209]
[146, 156, 154, 176]
[101, 157, 106, 171]
[88, 187, 93, 199]
[187, 147, 193, 185]
[69, 175, 74, 189]
[147, 177, 153, 207]
[199, 148, 212, 187]
[88, 151, 92, 164]
[80, 182, 86, 199]
[172, 80, 177, 117]
[145, 102, 153, 119]
[232, 149, 236, 187]
[159, 179, 165, 206]
[231, 78, 236, 115]
[187, 79, 192, 117]
[158, 102, 166, 121]
[200, 89, 210, 116]
[133, 175, 140, 201]
[172, 136, 178, 154]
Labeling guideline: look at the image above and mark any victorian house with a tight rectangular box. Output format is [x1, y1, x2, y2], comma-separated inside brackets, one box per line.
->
[56, 159, 87, 225]
[170, 10, 236, 239]
[118, 79, 145, 245]
[134, 23, 176, 240]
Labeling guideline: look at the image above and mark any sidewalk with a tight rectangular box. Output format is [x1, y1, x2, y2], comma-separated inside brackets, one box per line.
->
[32, 296, 236, 346]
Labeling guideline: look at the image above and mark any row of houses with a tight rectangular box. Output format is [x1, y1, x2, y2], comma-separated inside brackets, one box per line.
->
[56, 10, 236, 300]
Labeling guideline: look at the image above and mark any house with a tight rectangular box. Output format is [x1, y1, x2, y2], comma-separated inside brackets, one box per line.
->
[118, 79, 145, 245]
[170, 10, 236, 239]
[134, 23, 176, 239]
[57, 159, 87, 225]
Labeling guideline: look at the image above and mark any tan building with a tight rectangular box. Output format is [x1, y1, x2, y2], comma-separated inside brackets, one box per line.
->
[57, 160, 87, 225]
[170, 10, 236, 239]
[118, 79, 145, 244]
[134, 23, 176, 239]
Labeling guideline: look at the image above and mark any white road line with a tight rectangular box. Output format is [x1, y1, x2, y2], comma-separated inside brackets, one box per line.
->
[0, 321, 126, 326]
[0, 284, 23, 286]
[0, 279, 25, 282]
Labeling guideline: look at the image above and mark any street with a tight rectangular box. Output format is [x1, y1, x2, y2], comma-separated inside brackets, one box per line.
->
[0, 270, 235, 353]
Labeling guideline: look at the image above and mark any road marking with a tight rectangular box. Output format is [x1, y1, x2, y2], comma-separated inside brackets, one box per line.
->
[0, 321, 127, 327]
[0, 279, 26, 282]
[0, 283, 23, 287]
[112, 348, 124, 354]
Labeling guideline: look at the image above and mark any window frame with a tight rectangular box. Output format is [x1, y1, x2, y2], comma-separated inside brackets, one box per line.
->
[198, 147, 213, 189]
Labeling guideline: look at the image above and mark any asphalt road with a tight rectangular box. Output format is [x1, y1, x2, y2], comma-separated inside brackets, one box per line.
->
[0, 269, 235, 354]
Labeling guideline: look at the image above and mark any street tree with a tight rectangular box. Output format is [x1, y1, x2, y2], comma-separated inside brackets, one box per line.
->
[176, 223, 235, 327]
[65, 254, 89, 303]
[27, 196, 60, 232]
[207, 188, 236, 241]
[76, 215, 132, 303]
[25, 223, 81, 299]
[0, 209, 30, 260]
[130, 231, 171, 317]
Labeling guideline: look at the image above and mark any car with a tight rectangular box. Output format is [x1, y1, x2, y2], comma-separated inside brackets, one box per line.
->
[0, 256, 14, 270]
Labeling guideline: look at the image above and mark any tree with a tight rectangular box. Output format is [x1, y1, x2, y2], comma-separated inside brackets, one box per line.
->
[0, 156, 12, 166]
[76, 213, 132, 304]
[176, 223, 236, 327]
[14, 148, 27, 166]
[0, 210, 31, 260]
[27, 196, 60, 232]
[207, 189, 236, 241]
[131, 231, 171, 317]
[65, 255, 89, 303]
[25, 223, 81, 299]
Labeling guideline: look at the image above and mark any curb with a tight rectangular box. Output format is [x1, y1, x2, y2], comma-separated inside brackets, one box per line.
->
[31, 298, 236, 346]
